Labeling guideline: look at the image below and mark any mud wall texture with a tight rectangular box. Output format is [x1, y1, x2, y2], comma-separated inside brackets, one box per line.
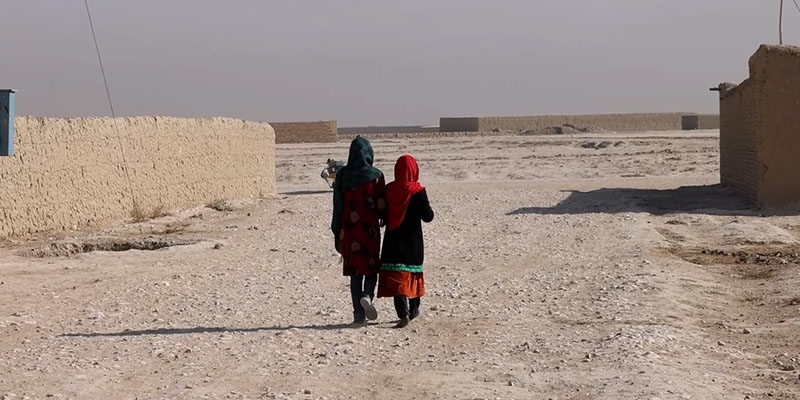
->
[337, 130, 511, 141]
[719, 81, 759, 203]
[439, 118, 481, 132]
[439, 113, 697, 133]
[0, 116, 275, 238]
[271, 121, 337, 144]
[682, 114, 721, 130]
[719, 45, 800, 207]
[338, 125, 439, 135]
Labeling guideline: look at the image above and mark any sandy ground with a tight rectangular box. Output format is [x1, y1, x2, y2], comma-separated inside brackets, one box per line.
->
[1, 130, 799, 399]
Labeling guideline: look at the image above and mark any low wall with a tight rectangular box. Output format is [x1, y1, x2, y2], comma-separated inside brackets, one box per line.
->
[0, 116, 275, 238]
[439, 117, 480, 132]
[338, 125, 439, 135]
[750, 45, 800, 207]
[440, 113, 706, 132]
[682, 114, 721, 130]
[719, 81, 759, 203]
[271, 121, 337, 144]
[718, 45, 800, 207]
[337, 131, 511, 141]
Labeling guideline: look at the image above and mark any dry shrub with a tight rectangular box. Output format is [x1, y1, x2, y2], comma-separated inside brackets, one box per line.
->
[207, 199, 234, 212]
[149, 204, 172, 219]
[161, 221, 190, 234]
[131, 203, 171, 222]
[130, 202, 147, 222]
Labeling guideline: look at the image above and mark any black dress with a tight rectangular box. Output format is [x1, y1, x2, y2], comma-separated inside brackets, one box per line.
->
[378, 188, 434, 323]
[380, 189, 434, 271]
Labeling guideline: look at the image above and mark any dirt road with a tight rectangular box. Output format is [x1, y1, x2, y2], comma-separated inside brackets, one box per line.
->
[1, 131, 798, 399]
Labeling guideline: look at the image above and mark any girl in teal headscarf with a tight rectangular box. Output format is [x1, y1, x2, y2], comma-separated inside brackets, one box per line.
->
[331, 136, 386, 325]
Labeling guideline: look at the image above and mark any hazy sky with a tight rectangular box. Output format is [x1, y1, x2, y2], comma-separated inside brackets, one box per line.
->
[1, 1, 796, 126]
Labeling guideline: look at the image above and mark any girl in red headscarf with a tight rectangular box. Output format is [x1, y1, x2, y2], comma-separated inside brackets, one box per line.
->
[378, 154, 435, 328]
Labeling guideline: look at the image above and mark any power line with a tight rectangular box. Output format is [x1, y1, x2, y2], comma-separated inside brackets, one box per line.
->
[83, 0, 138, 209]
[794, 0, 800, 16]
[84, 0, 116, 120]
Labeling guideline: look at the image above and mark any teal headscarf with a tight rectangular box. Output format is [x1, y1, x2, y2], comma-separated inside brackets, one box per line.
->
[331, 137, 383, 240]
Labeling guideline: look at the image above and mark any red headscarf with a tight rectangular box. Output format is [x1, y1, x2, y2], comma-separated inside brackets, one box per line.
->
[386, 154, 425, 231]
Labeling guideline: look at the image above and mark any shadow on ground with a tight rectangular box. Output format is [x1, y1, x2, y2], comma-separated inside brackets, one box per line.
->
[281, 190, 331, 196]
[508, 184, 757, 216]
[60, 323, 389, 337]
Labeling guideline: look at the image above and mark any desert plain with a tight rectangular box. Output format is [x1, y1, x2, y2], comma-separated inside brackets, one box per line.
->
[1, 130, 799, 399]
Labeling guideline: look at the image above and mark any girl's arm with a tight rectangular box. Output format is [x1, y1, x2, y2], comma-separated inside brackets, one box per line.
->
[331, 174, 345, 252]
[419, 189, 434, 223]
[377, 174, 387, 226]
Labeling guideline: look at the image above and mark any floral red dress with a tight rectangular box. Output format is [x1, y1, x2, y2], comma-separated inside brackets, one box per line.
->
[339, 176, 386, 276]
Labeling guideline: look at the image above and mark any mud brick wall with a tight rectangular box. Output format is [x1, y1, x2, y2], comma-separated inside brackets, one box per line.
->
[719, 45, 800, 207]
[440, 113, 692, 133]
[338, 125, 439, 135]
[338, 130, 510, 141]
[751, 45, 800, 206]
[0, 116, 275, 238]
[439, 118, 480, 132]
[682, 114, 721, 130]
[696, 115, 721, 130]
[271, 121, 337, 144]
[719, 81, 759, 203]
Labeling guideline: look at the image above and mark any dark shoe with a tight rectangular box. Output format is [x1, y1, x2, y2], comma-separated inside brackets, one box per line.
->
[410, 308, 420, 321]
[352, 317, 368, 327]
[394, 317, 410, 328]
[360, 296, 378, 321]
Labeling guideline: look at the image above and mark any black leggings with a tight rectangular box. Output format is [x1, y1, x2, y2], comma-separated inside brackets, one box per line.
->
[393, 295, 420, 320]
[350, 274, 377, 320]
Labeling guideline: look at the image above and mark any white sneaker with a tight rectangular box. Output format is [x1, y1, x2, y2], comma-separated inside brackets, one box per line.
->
[360, 297, 378, 321]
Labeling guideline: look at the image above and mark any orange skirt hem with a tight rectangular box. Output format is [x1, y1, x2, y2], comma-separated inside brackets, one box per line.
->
[377, 271, 425, 298]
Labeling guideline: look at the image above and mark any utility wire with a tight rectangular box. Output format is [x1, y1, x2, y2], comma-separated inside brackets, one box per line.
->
[84, 0, 138, 208]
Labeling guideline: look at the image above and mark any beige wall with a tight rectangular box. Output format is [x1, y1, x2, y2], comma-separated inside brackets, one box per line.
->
[682, 114, 721, 130]
[338, 125, 439, 135]
[719, 80, 759, 203]
[719, 45, 800, 208]
[0, 116, 275, 238]
[440, 113, 701, 132]
[696, 115, 721, 130]
[271, 121, 337, 144]
[439, 117, 480, 132]
[338, 130, 509, 141]
[752, 45, 800, 207]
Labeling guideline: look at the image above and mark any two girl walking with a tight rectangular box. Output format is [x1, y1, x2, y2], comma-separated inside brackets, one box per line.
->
[331, 137, 434, 328]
